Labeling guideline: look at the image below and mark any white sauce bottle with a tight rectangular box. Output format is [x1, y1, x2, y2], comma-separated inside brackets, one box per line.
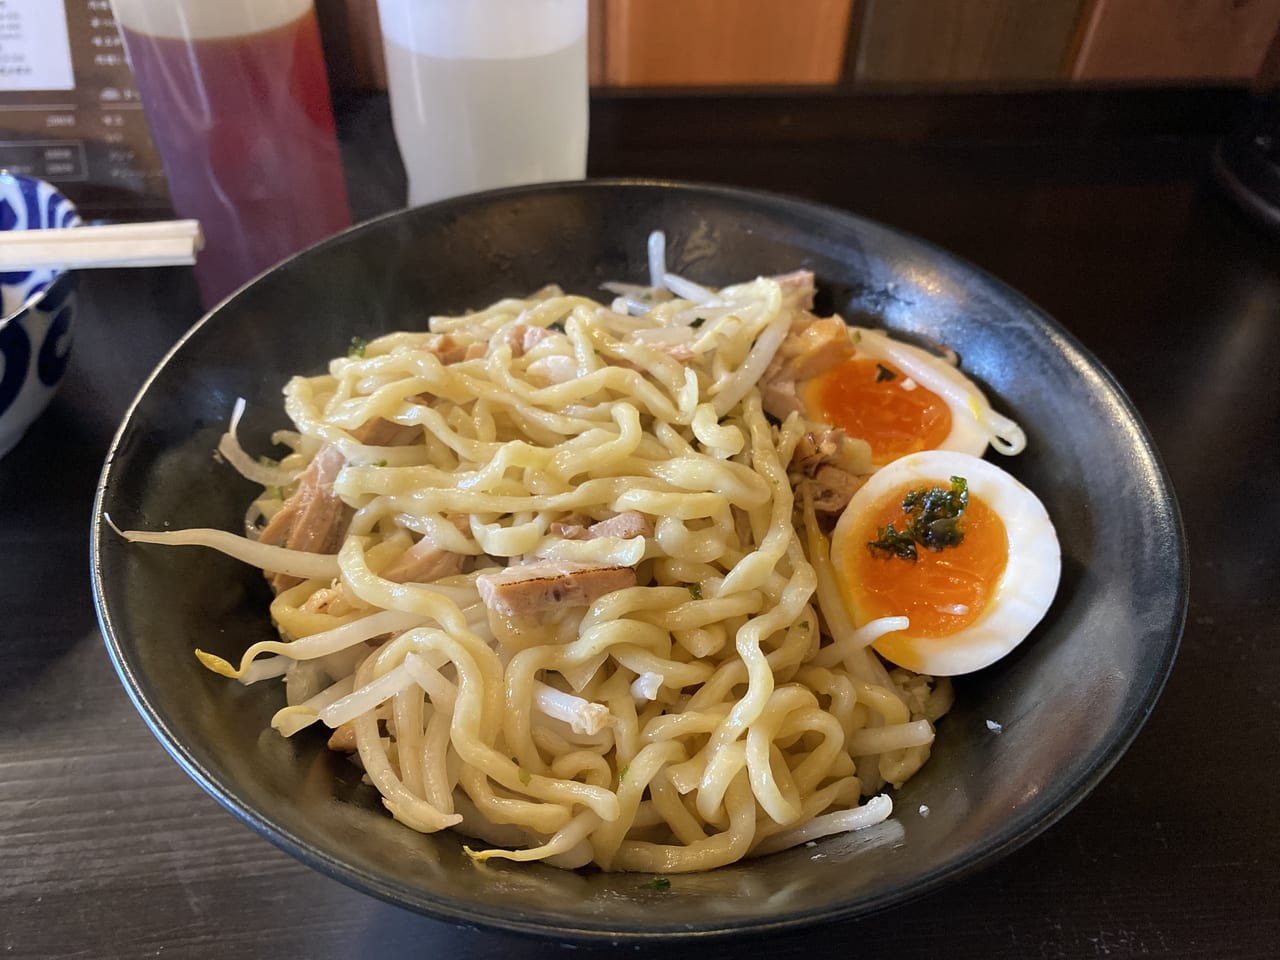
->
[375, 0, 589, 208]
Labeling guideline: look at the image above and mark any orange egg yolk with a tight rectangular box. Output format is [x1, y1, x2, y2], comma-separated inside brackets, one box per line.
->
[801, 357, 952, 466]
[846, 482, 1008, 637]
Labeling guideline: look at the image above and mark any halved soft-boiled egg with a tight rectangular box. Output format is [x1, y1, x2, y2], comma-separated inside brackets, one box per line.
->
[800, 327, 1026, 467]
[830, 450, 1060, 675]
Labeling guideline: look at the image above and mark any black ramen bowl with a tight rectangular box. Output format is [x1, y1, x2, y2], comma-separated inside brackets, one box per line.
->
[91, 180, 1186, 940]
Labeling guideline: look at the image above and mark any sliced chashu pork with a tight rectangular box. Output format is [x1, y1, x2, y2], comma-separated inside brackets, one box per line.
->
[259, 443, 353, 592]
[379, 515, 471, 584]
[761, 315, 856, 421]
[772, 269, 817, 311]
[476, 562, 636, 617]
[549, 510, 652, 542]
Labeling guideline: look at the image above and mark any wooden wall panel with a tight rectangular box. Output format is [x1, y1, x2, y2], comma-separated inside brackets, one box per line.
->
[344, 0, 387, 90]
[589, 0, 607, 86]
[1071, 0, 1280, 81]
[602, 0, 854, 86]
[320, 0, 1279, 92]
[315, 0, 386, 91]
[1260, 13, 1280, 84]
[853, 0, 1087, 83]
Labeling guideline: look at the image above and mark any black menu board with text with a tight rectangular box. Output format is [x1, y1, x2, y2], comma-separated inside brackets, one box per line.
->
[0, 0, 169, 217]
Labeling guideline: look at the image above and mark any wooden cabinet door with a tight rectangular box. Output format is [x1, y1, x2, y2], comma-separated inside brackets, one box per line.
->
[599, 0, 855, 86]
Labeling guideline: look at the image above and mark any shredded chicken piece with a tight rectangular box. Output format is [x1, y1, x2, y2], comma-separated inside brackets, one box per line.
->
[259, 444, 353, 591]
[349, 417, 420, 447]
[804, 465, 864, 514]
[788, 428, 871, 515]
[549, 512, 592, 539]
[791, 429, 844, 471]
[771, 269, 816, 311]
[782, 316, 856, 381]
[760, 307, 855, 421]
[504, 324, 556, 358]
[418, 332, 485, 365]
[526, 355, 579, 385]
[587, 511, 653, 540]
[761, 376, 805, 421]
[381, 539, 465, 584]
[476, 562, 637, 617]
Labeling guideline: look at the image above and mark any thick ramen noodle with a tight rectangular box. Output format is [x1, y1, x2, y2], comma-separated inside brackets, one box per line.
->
[120, 242, 1054, 872]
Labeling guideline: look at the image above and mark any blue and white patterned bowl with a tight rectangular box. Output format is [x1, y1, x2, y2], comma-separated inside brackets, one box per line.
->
[0, 172, 81, 458]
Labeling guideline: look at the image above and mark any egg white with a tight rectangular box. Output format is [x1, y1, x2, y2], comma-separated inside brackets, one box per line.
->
[830, 450, 1060, 676]
[850, 328, 1027, 460]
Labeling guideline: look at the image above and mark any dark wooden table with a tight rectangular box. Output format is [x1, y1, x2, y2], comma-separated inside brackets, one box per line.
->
[2, 88, 1276, 959]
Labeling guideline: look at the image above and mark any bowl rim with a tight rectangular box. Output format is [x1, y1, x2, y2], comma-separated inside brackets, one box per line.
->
[90, 177, 1188, 941]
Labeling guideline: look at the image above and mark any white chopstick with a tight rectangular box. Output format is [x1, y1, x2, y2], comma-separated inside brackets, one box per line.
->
[0, 219, 203, 270]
